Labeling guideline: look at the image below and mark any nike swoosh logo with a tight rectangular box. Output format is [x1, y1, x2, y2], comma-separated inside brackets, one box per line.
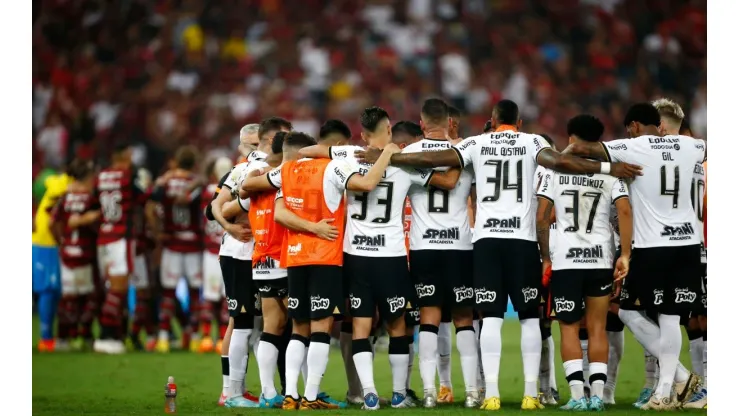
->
[601, 284, 612, 291]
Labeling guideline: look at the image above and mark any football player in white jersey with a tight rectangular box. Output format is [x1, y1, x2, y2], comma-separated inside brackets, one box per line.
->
[402, 99, 479, 408]
[355, 99, 642, 411]
[536, 115, 633, 411]
[563, 103, 705, 410]
[209, 117, 292, 407]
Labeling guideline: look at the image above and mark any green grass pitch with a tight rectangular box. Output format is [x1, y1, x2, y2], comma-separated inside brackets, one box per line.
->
[32, 318, 706, 415]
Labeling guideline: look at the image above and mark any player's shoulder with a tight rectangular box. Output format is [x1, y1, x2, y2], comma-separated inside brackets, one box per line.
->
[331, 145, 363, 158]
[247, 150, 268, 163]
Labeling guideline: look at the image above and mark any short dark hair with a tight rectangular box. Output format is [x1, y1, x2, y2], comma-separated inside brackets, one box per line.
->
[67, 158, 94, 180]
[283, 132, 317, 150]
[272, 131, 288, 154]
[319, 119, 352, 141]
[392, 121, 423, 139]
[539, 133, 555, 147]
[175, 145, 199, 170]
[623, 103, 661, 127]
[258, 117, 292, 141]
[360, 106, 390, 132]
[679, 118, 693, 136]
[483, 120, 492, 133]
[567, 115, 605, 142]
[492, 99, 519, 125]
[448, 105, 461, 119]
[421, 98, 449, 125]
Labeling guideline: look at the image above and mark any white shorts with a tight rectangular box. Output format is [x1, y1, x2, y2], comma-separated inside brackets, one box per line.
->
[61, 264, 95, 296]
[130, 254, 150, 290]
[97, 239, 134, 278]
[203, 251, 225, 302]
[160, 248, 203, 289]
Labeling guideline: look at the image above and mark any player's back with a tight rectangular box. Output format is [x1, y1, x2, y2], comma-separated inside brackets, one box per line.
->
[95, 167, 141, 244]
[538, 169, 627, 270]
[404, 139, 473, 250]
[603, 135, 705, 247]
[279, 158, 346, 267]
[157, 171, 203, 252]
[455, 129, 551, 242]
[55, 190, 97, 267]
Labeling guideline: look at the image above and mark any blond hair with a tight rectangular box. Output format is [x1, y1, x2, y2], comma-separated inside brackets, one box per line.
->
[652, 98, 685, 130]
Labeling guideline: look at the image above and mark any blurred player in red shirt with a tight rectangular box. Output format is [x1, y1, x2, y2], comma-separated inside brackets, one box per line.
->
[51, 159, 100, 351]
[150, 146, 205, 353]
[93, 143, 149, 354]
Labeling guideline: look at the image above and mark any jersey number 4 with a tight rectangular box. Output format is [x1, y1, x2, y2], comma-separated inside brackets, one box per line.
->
[482, 159, 522, 202]
[352, 182, 393, 223]
[561, 190, 602, 234]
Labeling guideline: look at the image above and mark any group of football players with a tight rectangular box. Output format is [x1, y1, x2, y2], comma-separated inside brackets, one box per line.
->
[41, 96, 707, 411]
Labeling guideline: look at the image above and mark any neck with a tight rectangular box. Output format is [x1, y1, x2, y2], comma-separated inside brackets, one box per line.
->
[266, 153, 282, 167]
[643, 126, 661, 136]
[367, 136, 387, 148]
[423, 126, 448, 140]
[257, 142, 271, 154]
[283, 150, 300, 161]
[494, 124, 518, 132]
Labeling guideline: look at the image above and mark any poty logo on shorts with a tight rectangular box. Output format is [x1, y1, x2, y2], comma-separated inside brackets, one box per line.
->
[554, 297, 575, 313]
[288, 297, 299, 309]
[702, 294, 707, 308]
[653, 289, 664, 305]
[453, 286, 473, 302]
[310, 296, 330, 311]
[387, 297, 406, 313]
[475, 289, 496, 304]
[674, 288, 696, 303]
[350, 294, 361, 309]
[620, 288, 629, 300]
[522, 287, 538, 303]
[227, 298, 237, 310]
[287, 243, 302, 254]
[415, 284, 435, 298]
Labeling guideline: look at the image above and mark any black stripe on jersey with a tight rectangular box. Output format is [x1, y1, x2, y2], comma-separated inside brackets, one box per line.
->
[536, 194, 554, 204]
[344, 172, 359, 189]
[423, 171, 434, 188]
[220, 168, 234, 191]
[600, 143, 612, 162]
[612, 195, 629, 203]
[205, 170, 233, 221]
[328, 146, 335, 159]
[451, 147, 465, 168]
[266, 171, 279, 189]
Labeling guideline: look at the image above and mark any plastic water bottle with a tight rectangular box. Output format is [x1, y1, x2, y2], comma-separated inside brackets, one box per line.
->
[164, 376, 177, 414]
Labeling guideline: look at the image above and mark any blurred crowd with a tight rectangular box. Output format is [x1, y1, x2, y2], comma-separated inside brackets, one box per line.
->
[33, 0, 706, 181]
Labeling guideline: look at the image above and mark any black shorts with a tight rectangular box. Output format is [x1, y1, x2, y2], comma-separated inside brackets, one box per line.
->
[620, 244, 702, 315]
[287, 265, 344, 321]
[697, 263, 707, 316]
[220, 256, 258, 317]
[550, 269, 613, 324]
[345, 254, 412, 322]
[405, 304, 420, 327]
[410, 249, 474, 310]
[256, 278, 288, 299]
[473, 238, 542, 316]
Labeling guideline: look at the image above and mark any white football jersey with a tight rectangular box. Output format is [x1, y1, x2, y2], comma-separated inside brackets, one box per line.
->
[403, 139, 473, 251]
[537, 168, 629, 270]
[603, 135, 705, 248]
[330, 145, 432, 257]
[692, 161, 706, 263]
[219, 157, 266, 260]
[454, 129, 551, 242]
[535, 165, 557, 259]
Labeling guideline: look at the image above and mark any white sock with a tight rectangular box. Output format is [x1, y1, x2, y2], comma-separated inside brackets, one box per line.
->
[618, 309, 690, 385]
[340, 329, 362, 397]
[539, 336, 551, 393]
[548, 336, 557, 391]
[301, 353, 309, 387]
[589, 362, 607, 399]
[285, 338, 307, 399]
[702, 336, 707, 390]
[229, 328, 251, 398]
[645, 352, 659, 389]
[407, 332, 417, 390]
[353, 350, 378, 397]
[437, 322, 452, 388]
[656, 314, 682, 399]
[563, 359, 585, 400]
[256, 338, 279, 399]
[456, 327, 479, 393]
[605, 331, 624, 399]
[580, 338, 590, 389]
[389, 336, 410, 394]
[521, 318, 541, 398]
[480, 317, 503, 399]
[689, 336, 704, 378]
[304, 338, 330, 401]
[418, 327, 438, 393]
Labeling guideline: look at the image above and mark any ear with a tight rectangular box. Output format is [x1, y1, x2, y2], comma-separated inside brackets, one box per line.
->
[568, 135, 576, 145]
[420, 119, 425, 132]
[399, 143, 407, 150]
[516, 119, 523, 130]
[360, 132, 368, 144]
